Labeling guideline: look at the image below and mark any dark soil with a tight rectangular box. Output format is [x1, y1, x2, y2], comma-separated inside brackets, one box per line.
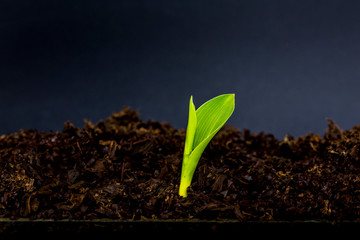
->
[1, 107, 360, 222]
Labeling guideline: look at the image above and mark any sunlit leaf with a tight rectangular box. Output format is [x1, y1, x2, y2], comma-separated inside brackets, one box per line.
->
[179, 94, 235, 197]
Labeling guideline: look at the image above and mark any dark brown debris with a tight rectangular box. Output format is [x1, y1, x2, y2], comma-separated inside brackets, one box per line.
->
[1, 107, 360, 222]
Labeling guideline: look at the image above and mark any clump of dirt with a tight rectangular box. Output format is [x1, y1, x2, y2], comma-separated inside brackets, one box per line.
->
[1, 107, 360, 222]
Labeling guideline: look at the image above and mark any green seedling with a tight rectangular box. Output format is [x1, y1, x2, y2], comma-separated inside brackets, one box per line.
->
[179, 94, 235, 197]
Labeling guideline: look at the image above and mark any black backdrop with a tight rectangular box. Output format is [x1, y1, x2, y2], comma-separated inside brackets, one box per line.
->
[1, 0, 360, 138]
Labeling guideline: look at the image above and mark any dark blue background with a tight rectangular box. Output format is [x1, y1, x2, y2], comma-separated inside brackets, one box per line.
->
[1, 0, 360, 138]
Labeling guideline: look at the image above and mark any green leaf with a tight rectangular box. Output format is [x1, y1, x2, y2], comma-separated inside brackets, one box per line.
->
[179, 94, 235, 197]
[183, 96, 197, 156]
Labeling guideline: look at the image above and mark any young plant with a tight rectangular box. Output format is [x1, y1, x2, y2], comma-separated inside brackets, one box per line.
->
[179, 94, 235, 197]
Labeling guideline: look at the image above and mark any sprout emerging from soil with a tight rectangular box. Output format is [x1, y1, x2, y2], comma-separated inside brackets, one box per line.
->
[179, 94, 235, 197]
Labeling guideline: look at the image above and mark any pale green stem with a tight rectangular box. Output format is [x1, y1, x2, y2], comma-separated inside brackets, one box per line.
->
[179, 154, 192, 197]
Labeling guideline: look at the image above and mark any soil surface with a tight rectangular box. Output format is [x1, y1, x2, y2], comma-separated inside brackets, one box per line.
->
[1, 107, 360, 222]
